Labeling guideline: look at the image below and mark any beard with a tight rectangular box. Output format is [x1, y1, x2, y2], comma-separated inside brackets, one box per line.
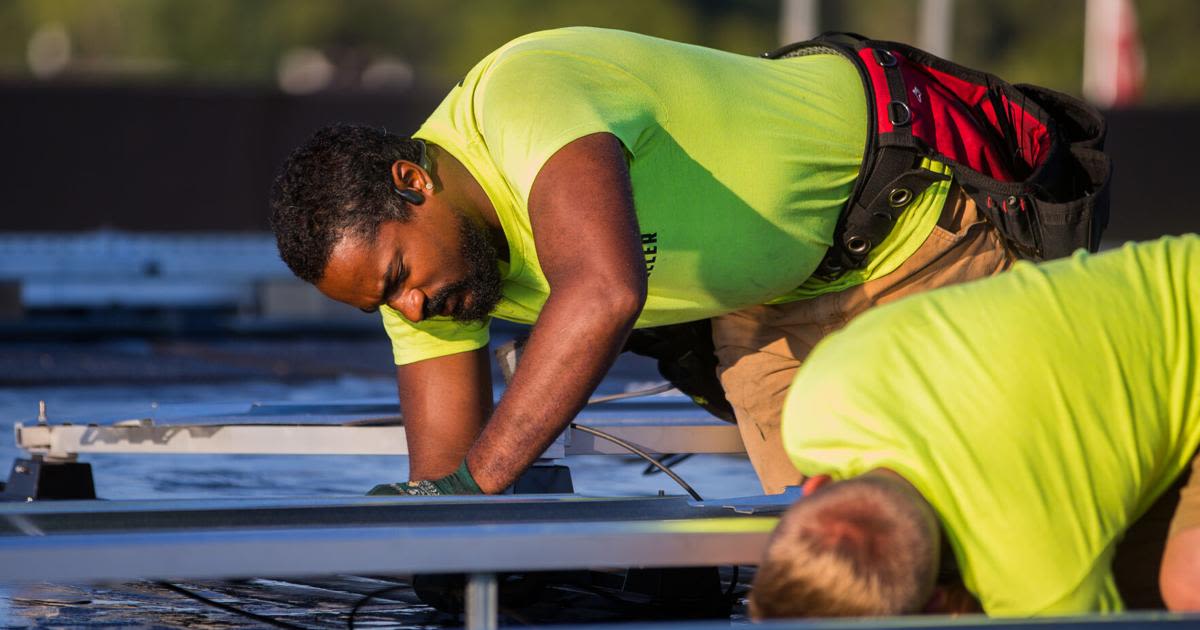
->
[423, 213, 503, 323]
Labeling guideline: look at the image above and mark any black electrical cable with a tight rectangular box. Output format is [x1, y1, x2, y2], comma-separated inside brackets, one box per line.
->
[641, 453, 693, 476]
[726, 566, 740, 601]
[347, 583, 412, 629]
[570, 423, 703, 501]
[572, 422, 746, 606]
[157, 581, 309, 630]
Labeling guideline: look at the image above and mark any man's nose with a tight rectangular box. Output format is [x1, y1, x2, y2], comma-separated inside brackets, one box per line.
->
[389, 289, 426, 323]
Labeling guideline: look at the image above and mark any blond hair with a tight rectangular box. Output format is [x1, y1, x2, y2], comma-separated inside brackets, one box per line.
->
[749, 474, 940, 618]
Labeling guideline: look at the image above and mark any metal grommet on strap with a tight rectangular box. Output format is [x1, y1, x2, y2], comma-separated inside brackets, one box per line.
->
[845, 235, 872, 255]
[817, 256, 845, 279]
[888, 187, 913, 207]
[873, 49, 897, 67]
[888, 101, 912, 126]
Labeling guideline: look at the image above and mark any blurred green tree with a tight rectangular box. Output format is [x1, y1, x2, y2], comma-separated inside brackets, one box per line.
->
[0, 0, 1196, 104]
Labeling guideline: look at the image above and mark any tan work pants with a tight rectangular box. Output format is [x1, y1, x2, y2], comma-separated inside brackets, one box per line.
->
[712, 187, 1014, 494]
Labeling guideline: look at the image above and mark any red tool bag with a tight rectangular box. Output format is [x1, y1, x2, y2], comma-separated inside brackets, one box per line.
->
[766, 33, 1112, 276]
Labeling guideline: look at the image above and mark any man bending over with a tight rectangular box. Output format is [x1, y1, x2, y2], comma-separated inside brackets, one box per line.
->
[751, 235, 1200, 616]
[267, 27, 1101, 495]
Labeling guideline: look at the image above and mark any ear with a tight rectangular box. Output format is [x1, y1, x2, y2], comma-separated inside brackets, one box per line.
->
[390, 159, 433, 196]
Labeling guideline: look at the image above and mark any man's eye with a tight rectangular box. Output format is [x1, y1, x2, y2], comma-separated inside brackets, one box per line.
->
[388, 266, 406, 297]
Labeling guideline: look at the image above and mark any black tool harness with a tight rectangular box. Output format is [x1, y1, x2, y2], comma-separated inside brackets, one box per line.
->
[765, 33, 1112, 277]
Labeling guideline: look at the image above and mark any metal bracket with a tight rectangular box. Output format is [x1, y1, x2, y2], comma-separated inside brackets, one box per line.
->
[1, 457, 96, 501]
[464, 573, 498, 630]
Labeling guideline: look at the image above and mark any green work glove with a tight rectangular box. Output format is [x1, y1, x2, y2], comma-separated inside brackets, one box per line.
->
[367, 461, 483, 496]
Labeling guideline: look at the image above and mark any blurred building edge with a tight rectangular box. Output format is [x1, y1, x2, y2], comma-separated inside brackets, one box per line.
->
[0, 232, 378, 338]
[1084, 0, 1146, 108]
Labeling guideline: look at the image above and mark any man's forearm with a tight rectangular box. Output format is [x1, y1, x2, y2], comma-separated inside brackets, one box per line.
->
[462, 132, 644, 493]
[396, 347, 493, 481]
[465, 287, 641, 493]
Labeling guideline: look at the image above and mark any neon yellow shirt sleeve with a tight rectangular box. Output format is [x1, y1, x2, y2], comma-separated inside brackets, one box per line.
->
[475, 49, 656, 205]
[381, 307, 489, 365]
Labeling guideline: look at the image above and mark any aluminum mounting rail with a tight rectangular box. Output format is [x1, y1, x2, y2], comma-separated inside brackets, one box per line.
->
[0, 513, 774, 582]
[13, 419, 744, 458]
[13, 398, 746, 459]
[0, 493, 777, 630]
[0, 493, 777, 581]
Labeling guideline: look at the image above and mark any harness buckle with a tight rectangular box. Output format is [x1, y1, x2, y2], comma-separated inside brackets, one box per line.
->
[888, 101, 912, 126]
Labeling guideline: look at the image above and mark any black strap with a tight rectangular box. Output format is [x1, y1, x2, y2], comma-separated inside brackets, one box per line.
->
[813, 41, 947, 278]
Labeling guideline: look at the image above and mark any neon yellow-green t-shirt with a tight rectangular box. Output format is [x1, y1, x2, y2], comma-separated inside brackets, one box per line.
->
[782, 235, 1200, 616]
[385, 27, 950, 365]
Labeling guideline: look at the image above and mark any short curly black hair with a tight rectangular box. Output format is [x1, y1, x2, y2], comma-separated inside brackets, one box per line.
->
[269, 124, 425, 283]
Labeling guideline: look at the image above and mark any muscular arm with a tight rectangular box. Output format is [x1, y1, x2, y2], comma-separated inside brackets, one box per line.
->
[397, 346, 492, 480]
[466, 132, 647, 493]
